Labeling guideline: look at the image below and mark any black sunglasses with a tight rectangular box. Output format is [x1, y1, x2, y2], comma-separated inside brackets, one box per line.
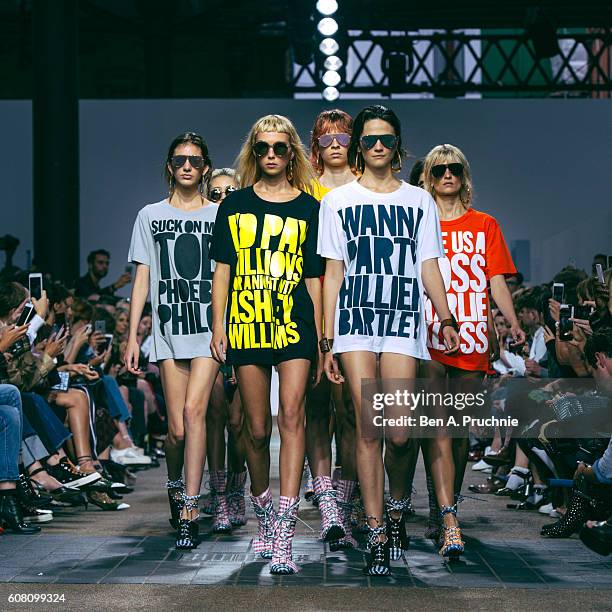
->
[170, 155, 205, 169]
[431, 163, 463, 179]
[360, 134, 397, 150]
[252, 141, 290, 158]
[209, 186, 238, 202]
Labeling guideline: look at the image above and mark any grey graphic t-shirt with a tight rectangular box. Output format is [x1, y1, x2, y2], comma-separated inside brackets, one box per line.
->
[128, 199, 218, 362]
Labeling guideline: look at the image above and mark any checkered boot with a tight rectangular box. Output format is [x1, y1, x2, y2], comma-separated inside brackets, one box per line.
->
[210, 470, 232, 533]
[330, 479, 358, 551]
[270, 495, 300, 575]
[250, 488, 277, 559]
[313, 475, 345, 542]
[227, 471, 247, 527]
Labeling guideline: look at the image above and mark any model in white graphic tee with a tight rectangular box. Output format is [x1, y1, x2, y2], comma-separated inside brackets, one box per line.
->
[124, 132, 220, 551]
[317, 105, 460, 577]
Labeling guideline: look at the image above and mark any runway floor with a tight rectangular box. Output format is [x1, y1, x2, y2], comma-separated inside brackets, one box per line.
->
[1, 433, 611, 610]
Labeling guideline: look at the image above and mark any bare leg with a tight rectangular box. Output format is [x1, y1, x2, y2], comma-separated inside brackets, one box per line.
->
[276, 359, 310, 498]
[338, 352, 381, 527]
[235, 365, 272, 497]
[206, 374, 228, 472]
[305, 375, 333, 478]
[226, 390, 246, 473]
[333, 384, 357, 481]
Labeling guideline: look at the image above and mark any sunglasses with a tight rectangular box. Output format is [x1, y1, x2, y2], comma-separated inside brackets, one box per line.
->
[252, 141, 290, 158]
[209, 186, 238, 202]
[170, 155, 205, 169]
[318, 133, 350, 148]
[431, 163, 463, 179]
[360, 134, 398, 150]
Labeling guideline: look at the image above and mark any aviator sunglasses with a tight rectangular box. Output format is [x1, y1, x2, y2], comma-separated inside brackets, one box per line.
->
[252, 141, 290, 158]
[360, 134, 398, 150]
[431, 163, 464, 179]
[209, 186, 238, 202]
[318, 133, 350, 148]
[170, 155, 206, 169]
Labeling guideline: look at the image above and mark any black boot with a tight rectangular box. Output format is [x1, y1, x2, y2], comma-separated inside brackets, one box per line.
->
[385, 497, 411, 560]
[175, 493, 200, 550]
[0, 490, 41, 534]
[166, 478, 184, 530]
[541, 489, 589, 538]
[16, 472, 53, 509]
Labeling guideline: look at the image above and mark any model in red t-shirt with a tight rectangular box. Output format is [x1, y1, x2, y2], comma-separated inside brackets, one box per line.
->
[421, 144, 525, 558]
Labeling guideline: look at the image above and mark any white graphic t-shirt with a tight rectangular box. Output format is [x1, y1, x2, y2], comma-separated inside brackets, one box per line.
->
[317, 180, 444, 358]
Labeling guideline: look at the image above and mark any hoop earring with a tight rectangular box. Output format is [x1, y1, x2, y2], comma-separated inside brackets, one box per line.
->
[392, 152, 402, 173]
[287, 159, 294, 182]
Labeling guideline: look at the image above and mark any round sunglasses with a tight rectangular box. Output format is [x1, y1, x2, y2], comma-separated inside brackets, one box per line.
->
[431, 163, 463, 179]
[209, 186, 238, 202]
[252, 141, 290, 158]
[318, 133, 350, 148]
[360, 134, 397, 151]
[170, 155, 205, 169]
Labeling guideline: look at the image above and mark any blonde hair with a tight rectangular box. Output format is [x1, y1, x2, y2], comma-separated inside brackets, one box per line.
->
[423, 144, 473, 208]
[235, 114, 314, 192]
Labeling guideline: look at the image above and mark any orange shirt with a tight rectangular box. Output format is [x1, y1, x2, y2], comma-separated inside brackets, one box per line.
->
[424, 208, 516, 371]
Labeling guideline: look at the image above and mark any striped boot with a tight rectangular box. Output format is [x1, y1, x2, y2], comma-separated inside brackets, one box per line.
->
[270, 495, 300, 575]
[330, 479, 358, 551]
[227, 471, 247, 527]
[313, 476, 344, 542]
[210, 470, 232, 534]
[250, 488, 277, 559]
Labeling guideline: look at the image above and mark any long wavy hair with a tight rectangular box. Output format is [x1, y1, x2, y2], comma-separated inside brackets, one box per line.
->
[235, 114, 314, 192]
[309, 109, 353, 176]
[423, 144, 473, 208]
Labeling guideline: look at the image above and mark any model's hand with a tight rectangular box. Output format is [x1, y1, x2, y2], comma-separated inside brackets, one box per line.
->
[442, 326, 460, 355]
[124, 337, 141, 374]
[324, 352, 344, 384]
[508, 323, 526, 347]
[210, 328, 228, 364]
[311, 351, 324, 387]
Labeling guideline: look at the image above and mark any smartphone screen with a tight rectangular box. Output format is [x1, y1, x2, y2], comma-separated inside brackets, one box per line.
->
[101, 333, 113, 352]
[595, 263, 606, 286]
[552, 283, 564, 303]
[17, 304, 35, 326]
[29, 274, 43, 300]
[94, 320, 106, 334]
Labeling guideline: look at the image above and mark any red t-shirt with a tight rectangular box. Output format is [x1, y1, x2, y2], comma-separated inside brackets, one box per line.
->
[425, 208, 516, 371]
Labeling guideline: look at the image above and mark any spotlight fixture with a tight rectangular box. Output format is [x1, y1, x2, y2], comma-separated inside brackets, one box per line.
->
[316, 0, 338, 16]
[317, 17, 338, 37]
[322, 70, 341, 87]
[319, 37, 339, 56]
[323, 55, 343, 71]
[322, 86, 340, 101]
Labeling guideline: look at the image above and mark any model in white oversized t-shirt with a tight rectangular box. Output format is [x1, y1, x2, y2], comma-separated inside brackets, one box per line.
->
[317, 179, 444, 359]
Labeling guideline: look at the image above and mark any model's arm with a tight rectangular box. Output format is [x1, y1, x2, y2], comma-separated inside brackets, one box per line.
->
[306, 277, 323, 385]
[421, 258, 459, 354]
[490, 274, 526, 346]
[124, 263, 150, 373]
[210, 263, 230, 363]
[322, 259, 345, 383]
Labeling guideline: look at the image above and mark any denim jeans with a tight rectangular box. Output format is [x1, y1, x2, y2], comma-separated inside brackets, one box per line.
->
[0, 384, 22, 482]
[21, 393, 71, 453]
[102, 376, 131, 422]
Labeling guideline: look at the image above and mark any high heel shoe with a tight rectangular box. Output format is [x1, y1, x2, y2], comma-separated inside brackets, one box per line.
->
[16, 472, 53, 509]
[385, 497, 410, 560]
[0, 491, 41, 534]
[29, 467, 87, 507]
[439, 504, 464, 558]
[363, 519, 390, 576]
[541, 488, 589, 538]
[175, 494, 200, 550]
[166, 479, 184, 530]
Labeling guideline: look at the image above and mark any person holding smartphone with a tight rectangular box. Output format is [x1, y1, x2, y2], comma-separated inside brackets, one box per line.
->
[74, 249, 132, 301]
[421, 144, 525, 557]
[124, 132, 219, 550]
[210, 114, 323, 575]
[318, 105, 460, 576]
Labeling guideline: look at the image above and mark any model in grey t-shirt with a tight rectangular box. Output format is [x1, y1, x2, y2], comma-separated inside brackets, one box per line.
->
[128, 199, 218, 362]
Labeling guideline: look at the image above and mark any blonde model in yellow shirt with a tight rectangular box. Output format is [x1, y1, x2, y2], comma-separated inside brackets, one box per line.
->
[306, 109, 358, 550]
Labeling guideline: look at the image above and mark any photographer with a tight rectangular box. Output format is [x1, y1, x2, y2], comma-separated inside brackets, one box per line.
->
[74, 249, 132, 301]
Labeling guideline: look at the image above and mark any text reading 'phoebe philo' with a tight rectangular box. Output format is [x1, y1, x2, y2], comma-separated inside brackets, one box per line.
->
[228, 213, 307, 350]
